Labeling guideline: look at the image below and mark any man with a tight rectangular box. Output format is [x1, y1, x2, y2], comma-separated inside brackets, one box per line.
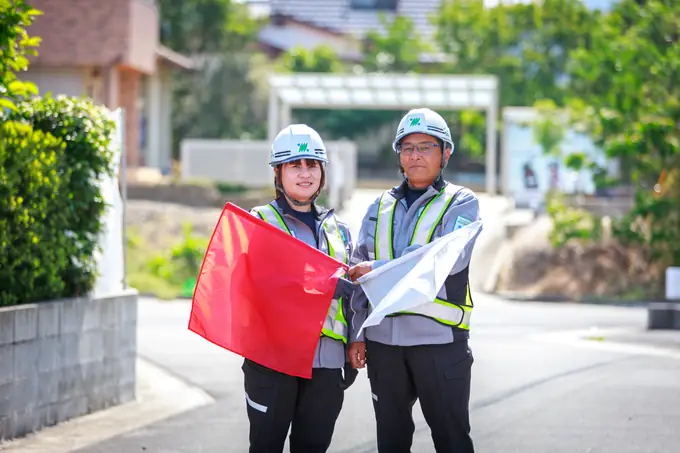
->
[347, 108, 480, 453]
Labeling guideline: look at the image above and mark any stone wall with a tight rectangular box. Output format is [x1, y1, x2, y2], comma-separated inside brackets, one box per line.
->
[0, 290, 138, 441]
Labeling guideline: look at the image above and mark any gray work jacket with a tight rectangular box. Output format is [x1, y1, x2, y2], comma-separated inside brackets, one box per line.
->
[347, 178, 481, 347]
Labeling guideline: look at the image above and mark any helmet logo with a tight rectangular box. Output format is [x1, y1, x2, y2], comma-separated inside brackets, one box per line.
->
[297, 142, 308, 152]
[408, 117, 421, 127]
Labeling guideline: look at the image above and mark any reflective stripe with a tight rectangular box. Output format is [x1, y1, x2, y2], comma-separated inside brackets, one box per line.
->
[322, 216, 347, 264]
[410, 185, 459, 245]
[252, 203, 291, 234]
[321, 215, 349, 343]
[252, 203, 349, 343]
[245, 392, 268, 413]
[393, 297, 472, 329]
[372, 184, 473, 329]
[375, 193, 396, 261]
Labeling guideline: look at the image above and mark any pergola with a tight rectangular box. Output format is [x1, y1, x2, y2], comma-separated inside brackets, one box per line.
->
[268, 73, 500, 194]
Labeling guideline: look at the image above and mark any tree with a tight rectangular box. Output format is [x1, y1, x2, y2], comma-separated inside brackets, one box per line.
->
[566, 0, 680, 268]
[275, 44, 404, 158]
[362, 15, 431, 73]
[157, 0, 266, 154]
[157, 0, 257, 53]
[433, 0, 599, 162]
[277, 45, 345, 73]
[0, 0, 40, 113]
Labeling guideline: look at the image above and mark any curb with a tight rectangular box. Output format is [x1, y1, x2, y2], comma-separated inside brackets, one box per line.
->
[0, 358, 215, 453]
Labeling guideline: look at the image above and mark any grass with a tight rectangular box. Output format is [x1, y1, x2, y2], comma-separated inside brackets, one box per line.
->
[126, 224, 208, 300]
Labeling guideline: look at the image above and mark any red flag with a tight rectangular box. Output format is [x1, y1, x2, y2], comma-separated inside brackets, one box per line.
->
[188, 202, 348, 378]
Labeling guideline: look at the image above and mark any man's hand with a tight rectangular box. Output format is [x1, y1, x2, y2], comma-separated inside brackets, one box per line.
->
[348, 262, 372, 282]
[348, 341, 366, 369]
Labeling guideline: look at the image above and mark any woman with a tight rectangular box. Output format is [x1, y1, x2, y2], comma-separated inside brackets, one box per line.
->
[244, 124, 357, 453]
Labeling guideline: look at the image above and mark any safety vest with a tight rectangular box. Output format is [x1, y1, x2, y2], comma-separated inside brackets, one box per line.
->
[252, 203, 349, 343]
[373, 183, 473, 330]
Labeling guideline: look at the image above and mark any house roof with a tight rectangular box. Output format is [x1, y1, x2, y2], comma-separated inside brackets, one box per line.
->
[266, 0, 442, 38]
[258, 25, 363, 61]
[156, 45, 195, 71]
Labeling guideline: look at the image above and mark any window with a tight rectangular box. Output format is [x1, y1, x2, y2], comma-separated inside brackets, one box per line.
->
[350, 0, 398, 11]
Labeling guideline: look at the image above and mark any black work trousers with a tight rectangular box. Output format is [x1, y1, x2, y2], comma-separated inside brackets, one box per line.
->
[366, 339, 475, 453]
[242, 359, 344, 453]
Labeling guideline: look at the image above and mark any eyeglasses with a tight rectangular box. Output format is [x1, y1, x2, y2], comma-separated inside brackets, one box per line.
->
[397, 142, 440, 156]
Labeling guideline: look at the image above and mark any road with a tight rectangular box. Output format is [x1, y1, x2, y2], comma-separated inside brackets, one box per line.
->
[7, 189, 677, 453]
[73, 295, 680, 453]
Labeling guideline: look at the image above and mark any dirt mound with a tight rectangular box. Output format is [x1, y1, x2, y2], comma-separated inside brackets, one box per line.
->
[496, 216, 662, 300]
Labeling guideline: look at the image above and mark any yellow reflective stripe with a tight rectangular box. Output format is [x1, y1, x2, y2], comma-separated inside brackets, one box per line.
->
[322, 298, 348, 343]
[322, 216, 347, 264]
[410, 183, 459, 246]
[375, 193, 396, 261]
[337, 297, 347, 325]
[254, 204, 291, 234]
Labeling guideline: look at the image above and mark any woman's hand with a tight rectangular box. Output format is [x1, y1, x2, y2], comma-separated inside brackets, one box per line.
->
[348, 262, 373, 282]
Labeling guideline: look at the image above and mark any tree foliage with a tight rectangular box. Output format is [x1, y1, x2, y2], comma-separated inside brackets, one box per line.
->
[0, 0, 40, 113]
[566, 0, 680, 266]
[432, 0, 600, 161]
[277, 45, 345, 73]
[362, 15, 431, 73]
[158, 0, 266, 155]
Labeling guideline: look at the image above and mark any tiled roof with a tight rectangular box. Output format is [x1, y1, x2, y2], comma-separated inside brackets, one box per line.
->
[266, 0, 442, 38]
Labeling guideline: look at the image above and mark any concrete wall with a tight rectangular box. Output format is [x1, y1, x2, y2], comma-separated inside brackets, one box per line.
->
[179, 139, 358, 209]
[0, 290, 138, 441]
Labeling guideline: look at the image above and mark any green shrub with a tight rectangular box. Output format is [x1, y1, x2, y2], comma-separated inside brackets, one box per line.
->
[1, 96, 116, 305]
[0, 0, 41, 113]
[126, 223, 210, 300]
[546, 192, 602, 248]
[0, 122, 67, 305]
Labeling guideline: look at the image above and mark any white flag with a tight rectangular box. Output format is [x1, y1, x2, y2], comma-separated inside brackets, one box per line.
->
[356, 221, 483, 335]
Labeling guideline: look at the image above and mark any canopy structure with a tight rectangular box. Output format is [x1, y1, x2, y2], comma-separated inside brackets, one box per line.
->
[268, 73, 500, 194]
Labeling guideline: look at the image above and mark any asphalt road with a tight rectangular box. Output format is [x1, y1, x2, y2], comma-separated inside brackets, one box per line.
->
[68, 294, 680, 453]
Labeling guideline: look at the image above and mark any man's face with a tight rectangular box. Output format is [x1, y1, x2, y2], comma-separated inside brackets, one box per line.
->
[398, 133, 451, 188]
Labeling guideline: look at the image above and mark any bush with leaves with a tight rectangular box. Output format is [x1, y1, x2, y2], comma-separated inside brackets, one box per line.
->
[1, 96, 116, 305]
[0, 0, 41, 113]
[0, 123, 67, 305]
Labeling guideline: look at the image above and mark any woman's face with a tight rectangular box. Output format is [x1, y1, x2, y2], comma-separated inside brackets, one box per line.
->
[279, 159, 322, 201]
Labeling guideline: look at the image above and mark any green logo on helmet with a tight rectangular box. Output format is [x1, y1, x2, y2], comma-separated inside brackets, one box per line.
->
[297, 143, 308, 152]
[409, 117, 421, 127]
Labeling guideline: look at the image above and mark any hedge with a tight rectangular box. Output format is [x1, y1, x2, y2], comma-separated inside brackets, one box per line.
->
[0, 96, 116, 306]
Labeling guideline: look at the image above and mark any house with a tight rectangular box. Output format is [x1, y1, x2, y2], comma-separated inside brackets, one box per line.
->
[22, 0, 194, 171]
[251, 0, 443, 62]
[251, 0, 618, 62]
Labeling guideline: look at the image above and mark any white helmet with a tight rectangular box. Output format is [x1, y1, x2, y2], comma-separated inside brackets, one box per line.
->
[269, 124, 328, 167]
[392, 108, 454, 153]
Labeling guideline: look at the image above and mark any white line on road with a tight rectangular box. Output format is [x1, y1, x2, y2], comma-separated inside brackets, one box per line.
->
[531, 327, 680, 360]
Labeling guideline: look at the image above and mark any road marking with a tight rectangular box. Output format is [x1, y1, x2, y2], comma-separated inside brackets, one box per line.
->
[0, 359, 215, 453]
[531, 327, 680, 360]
